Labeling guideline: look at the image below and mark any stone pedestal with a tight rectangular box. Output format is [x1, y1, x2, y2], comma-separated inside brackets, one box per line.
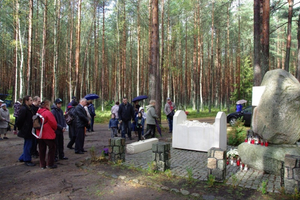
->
[207, 147, 226, 182]
[284, 154, 300, 194]
[109, 137, 125, 162]
[152, 142, 171, 172]
[238, 143, 300, 175]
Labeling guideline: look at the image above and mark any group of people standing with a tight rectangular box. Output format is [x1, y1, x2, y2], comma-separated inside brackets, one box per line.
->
[10, 95, 95, 169]
[109, 97, 176, 141]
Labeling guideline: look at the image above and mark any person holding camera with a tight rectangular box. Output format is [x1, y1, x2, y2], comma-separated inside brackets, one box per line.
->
[164, 98, 176, 133]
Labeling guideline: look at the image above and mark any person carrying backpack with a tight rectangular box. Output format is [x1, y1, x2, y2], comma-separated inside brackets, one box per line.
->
[37, 100, 57, 169]
[87, 100, 96, 132]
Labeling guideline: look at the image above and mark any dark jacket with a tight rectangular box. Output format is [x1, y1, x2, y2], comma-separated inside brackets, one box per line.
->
[51, 104, 66, 134]
[118, 103, 134, 122]
[16, 104, 34, 139]
[74, 104, 89, 128]
[32, 104, 39, 115]
[88, 103, 96, 117]
[135, 116, 145, 128]
[109, 118, 119, 128]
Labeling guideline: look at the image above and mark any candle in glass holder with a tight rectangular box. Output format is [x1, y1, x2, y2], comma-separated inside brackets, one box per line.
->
[265, 140, 268, 147]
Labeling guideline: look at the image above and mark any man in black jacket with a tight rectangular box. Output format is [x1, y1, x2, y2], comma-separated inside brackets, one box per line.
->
[30, 96, 40, 158]
[74, 98, 89, 154]
[51, 98, 68, 160]
[118, 97, 134, 140]
[16, 95, 36, 166]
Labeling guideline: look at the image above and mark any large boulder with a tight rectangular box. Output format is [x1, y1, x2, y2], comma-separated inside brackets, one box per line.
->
[238, 143, 300, 175]
[252, 69, 300, 144]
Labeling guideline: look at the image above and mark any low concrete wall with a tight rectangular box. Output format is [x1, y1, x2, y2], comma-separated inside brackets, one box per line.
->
[126, 138, 159, 154]
[172, 110, 227, 152]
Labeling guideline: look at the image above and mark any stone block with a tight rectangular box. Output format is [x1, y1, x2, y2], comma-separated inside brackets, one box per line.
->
[110, 153, 115, 162]
[285, 167, 293, 179]
[158, 142, 167, 153]
[152, 143, 158, 152]
[285, 155, 297, 168]
[166, 160, 171, 168]
[114, 154, 121, 161]
[157, 161, 166, 172]
[152, 153, 159, 161]
[113, 146, 120, 154]
[115, 138, 122, 146]
[126, 138, 159, 154]
[120, 153, 125, 162]
[207, 158, 217, 169]
[211, 168, 225, 182]
[293, 168, 300, 181]
[284, 179, 299, 194]
[121, 138, 125, 145]
[110, 138, 114, 146]
[119, 146, 124, 154]
[160, 153, 169, 162]
[217, 159, 226, 170]
[207, 148, 214, 158]
[214, 149, 226, 160]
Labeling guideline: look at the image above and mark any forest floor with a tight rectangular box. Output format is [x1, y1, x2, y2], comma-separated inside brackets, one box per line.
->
[0, 118, 294, 200]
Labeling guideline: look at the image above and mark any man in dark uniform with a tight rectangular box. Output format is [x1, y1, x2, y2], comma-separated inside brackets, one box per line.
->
[74, 98, 89, 154]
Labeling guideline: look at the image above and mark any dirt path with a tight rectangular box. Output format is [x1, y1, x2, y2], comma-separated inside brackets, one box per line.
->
[0, 121, 290, 200]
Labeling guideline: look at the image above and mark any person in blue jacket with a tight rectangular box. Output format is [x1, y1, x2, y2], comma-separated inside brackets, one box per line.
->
[109, 113, 119, 138]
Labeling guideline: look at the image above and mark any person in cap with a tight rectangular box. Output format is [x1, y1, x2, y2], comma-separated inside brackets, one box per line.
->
[164, 97, 176, 133]
[51, 98, 68, 161]
[66, 96, 77, 111]
[0, 104, 10, 139]
[0, 99, 4, 107]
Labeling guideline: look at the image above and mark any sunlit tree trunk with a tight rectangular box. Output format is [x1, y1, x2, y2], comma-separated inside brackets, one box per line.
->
[261, 0, 269, 78]
[297, 12, 300, 81]
[284, 0, 294, 71]
[68, 0, 74, 101]
[254, 0, 261, 86]
[27, 0, 33, 95]
[14, 0, 19, 101]
[40, 0, 47, 100]
[137, 0, 140, 96]
[209, 0, 214, 113]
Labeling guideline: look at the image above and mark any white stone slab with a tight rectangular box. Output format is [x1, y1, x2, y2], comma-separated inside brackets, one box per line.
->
[172, 110, 227, 152]
[126, 138, 159, 154]
[252, 86, 265, 106]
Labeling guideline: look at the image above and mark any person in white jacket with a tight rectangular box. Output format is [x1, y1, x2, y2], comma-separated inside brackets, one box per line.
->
[0, 104, 10, 139]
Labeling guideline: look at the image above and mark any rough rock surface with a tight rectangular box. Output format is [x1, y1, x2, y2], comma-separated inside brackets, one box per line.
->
[238, 142, 300, 175]
[252, 69, 300, 144]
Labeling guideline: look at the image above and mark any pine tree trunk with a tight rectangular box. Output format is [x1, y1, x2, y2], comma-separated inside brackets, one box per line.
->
[27, 0, 33, 95]
[14, 0, 19, 101]
[40, 0, 47, 100]
[284, 0, 294, 71]
[137, 0, 140, 96]
[68, 0, 74, 101]
[254, 0, 261, 86]
[297, 12, 300, 81]
[75, 0, 82, 97]
[261, 0, 270, 78]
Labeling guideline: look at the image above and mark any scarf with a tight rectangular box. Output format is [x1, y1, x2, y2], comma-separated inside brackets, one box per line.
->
[168, 101, 173, 111]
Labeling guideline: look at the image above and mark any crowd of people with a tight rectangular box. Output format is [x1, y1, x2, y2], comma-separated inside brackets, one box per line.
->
[0, 95, 176, 169]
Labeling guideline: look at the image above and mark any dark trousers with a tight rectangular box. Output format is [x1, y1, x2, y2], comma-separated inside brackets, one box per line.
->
[30, 137, 39, 156]
[167, 116, 173, 133]
[121, 121, 131, 139]
[146, 124, 156, 138]
[55, 133, 64, 159]
[68, 136, 76, 148]
[75, 127, 85, 153]
[67, 124, 76, 148]
[19, 138, 33, 162]
[90, 116, 94, 131]
[137, 127, 143, 140]
[14, 117, 18, 131]
[39, 139, 56, 167]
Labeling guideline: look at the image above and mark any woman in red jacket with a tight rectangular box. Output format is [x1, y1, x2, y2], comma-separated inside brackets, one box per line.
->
[37, 100, 57, 169]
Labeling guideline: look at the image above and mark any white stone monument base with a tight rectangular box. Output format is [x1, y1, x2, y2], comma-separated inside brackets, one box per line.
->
[126, 138, 159, 154]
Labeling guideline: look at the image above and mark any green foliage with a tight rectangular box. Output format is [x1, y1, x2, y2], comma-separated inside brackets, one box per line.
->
[164, 169, 173, 179]
[227, 118, 247, 146]
[207, 174, 215, 187]
[186, 167, 194, 183]
[231, 174, 238, 188]
[230, 56, 253, 104]
[146, 162, 157, 174]
[292, 187, 300, 200]
[257, 180, 268, 195]
[89, 146, 97, 162]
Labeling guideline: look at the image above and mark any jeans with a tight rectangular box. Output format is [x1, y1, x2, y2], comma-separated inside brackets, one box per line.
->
[111, 127, 118, 138]
[19, 138, 33, 162]
[121, 121, 131, 139]
[167, 116, 173, 133]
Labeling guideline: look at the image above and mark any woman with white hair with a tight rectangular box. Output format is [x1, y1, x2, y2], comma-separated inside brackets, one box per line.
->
[145, 100, 158, 138]
[0, 104, 10, 139]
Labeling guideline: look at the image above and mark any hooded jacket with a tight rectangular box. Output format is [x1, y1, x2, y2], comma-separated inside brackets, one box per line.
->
[13, 101, 22, 117]
[146, 105, 158, 125]
[51, 104, 66, 134]
[37, 107, 57, 140]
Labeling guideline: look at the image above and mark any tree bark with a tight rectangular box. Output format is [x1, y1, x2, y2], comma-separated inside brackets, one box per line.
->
[297, 12, 300, 81]
[40, 0, 47, 99]
[261, 0, 270, 78]
[74, 0, 82, 97]
[284, 0, 294, 71]
[27, 0, 33, 95]
[137, 0, 140, 96]
[68, 0, 74, 101]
